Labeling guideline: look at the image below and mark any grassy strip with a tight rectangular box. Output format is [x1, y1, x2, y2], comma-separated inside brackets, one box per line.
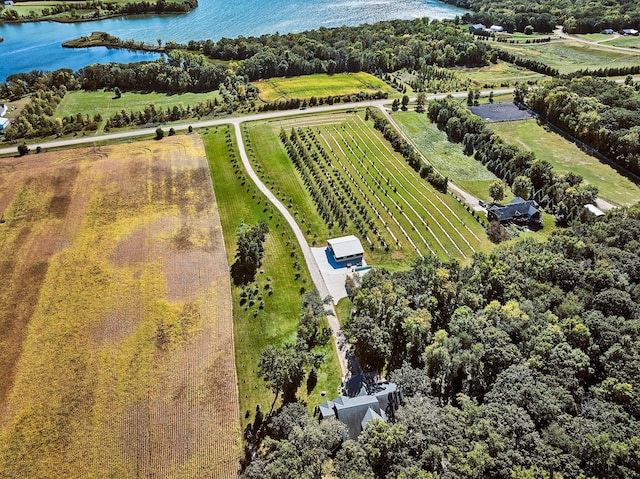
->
[255, 72, 394, 102]
[391, 110, 506, 203]
[490, 119, 640, 207]
[453, 61, 547, 87]
[492, 40, 640, 74]
[201, 125, 341, 425]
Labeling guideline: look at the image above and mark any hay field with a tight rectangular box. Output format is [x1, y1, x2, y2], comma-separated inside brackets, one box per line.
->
[0, 136, 240, 478]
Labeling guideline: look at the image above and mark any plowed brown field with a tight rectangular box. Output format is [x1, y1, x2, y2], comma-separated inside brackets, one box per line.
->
[0, 136, 240, 478]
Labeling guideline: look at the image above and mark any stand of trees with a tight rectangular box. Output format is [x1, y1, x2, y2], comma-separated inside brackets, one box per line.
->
[443, 0, 640, 34]
[186, 17, 489, 80]
[427, 97, 597, 225]
[231, 221, 269, 285]
[522, 76, 640, 178]
[243, 204, 640, 478]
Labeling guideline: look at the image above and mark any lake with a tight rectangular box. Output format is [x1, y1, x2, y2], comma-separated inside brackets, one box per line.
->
[0, 0, 465, 81]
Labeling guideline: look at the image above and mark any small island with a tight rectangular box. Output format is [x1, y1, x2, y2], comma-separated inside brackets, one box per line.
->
[63, 32, 167, 53]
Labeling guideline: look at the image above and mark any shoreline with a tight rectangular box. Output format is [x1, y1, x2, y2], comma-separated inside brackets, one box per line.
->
[62, 32, 167, 53]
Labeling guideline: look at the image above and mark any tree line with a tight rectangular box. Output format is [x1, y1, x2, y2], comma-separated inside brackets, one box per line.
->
[443, 0, 640, 34]
[427, 96, 598, 225]
[243, 203, 640, 478]
[522, 76, 640, 178]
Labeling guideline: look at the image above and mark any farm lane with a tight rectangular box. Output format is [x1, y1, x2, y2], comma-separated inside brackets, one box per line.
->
[555, 27, 640, 54]
[232, 122, 353, 378]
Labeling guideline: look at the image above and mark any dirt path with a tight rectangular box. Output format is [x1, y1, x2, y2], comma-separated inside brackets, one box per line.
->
[231, 121, 353, 378]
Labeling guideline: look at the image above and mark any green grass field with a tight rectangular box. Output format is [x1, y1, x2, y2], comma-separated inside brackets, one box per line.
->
[454, 61, 547, 87]
[201, 125, 341, 425]
[245, 111, 490, 269]
[391, 110, 500, 202]
[608, 36, 640, 49]
[490, 119, 640, 207]
[255, 72, 394, 102]
[56, 89, 216, 121]
[493, 39, 640, 74]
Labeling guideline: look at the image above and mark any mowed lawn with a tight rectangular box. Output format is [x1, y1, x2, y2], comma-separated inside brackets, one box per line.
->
[201, 126, 342, 426]
[56, 89, 217, 119]
[255, 72, 394, 102]
[0, 136, 240, 478]
[494, 39, 640, 74]
[391, 110, 499, 202]
[491, 119, 640, 206]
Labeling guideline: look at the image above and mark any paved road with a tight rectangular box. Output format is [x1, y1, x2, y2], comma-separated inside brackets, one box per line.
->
[0, 90, 503, 156]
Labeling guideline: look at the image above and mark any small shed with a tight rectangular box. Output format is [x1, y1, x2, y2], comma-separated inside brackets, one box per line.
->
[622, 28, 639, 36]
[490, 25, 504, 32]
[584, 204, 605, 217]
[0, 118, 9, 131]
[601, 28, 615, 34]
[327, 235, 364, 264]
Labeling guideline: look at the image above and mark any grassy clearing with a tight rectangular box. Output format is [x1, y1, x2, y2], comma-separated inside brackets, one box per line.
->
[454, 61, 547, 86]
[490, 119, 640, 207]
[391, 110, 498, 200]
[574, 33, 616, 42]
[0, 136, 240, 478]
[246, 111, 490, 269]
[255, 72, 394, 102]
[493, 39, 640, 73]
[201, 125, 341, 426]
[608, 36, 640, 49]
[56, 89, 216, 120]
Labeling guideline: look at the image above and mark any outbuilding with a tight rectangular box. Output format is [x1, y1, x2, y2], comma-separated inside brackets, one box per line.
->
[490, 25, 504, 32]
[622, 28, 639, 36]
[469, 24, 487, 32]
[327, 235, 364, 265]
[0, 118, 9, 131]
[584, 204, 605, 217]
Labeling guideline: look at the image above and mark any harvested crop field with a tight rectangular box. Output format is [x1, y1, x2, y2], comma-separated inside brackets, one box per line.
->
[0, 135, 239, 478]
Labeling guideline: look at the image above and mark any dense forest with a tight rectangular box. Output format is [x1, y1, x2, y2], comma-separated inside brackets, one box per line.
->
[186, 18, 488, 80]
[243, 205, 640, 478]
[441, 0, 640, 33]
[522, 76, 640, 178]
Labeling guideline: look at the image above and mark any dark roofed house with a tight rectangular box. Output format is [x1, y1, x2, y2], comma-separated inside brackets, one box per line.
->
[469, 24, 487, 32]
[315, 375, 401, 439]
[486, 197, 542, 229]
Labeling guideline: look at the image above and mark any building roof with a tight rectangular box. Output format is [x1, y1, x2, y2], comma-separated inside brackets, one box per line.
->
[327, 235, 364, 259]
[487, 197, 541, 223]
[361, 408, 384, 430]
[584, 204, 605, 217]
[470, 23, 486, 30]
[490, 25, 504, 32]
[0, 118, 10, 129]
[316, 377, 400, 440]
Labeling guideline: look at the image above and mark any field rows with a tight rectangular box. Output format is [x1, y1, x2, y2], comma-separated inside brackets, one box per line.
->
[278, 113, 488, 263]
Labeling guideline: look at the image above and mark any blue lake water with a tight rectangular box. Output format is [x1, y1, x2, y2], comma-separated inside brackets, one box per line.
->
[0, 0, 465, 81]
